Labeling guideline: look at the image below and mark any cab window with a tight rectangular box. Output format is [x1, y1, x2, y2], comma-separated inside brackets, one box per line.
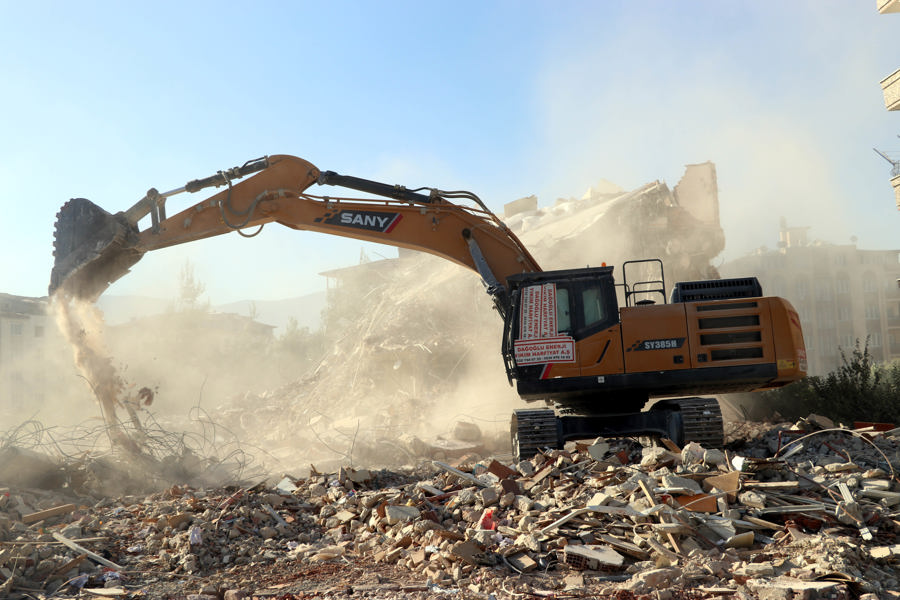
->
[556, 288, 571, 333]
[581, 286, 606, 328]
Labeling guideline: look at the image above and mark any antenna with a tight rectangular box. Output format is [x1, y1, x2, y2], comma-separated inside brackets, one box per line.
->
[873, 145, 900, 178]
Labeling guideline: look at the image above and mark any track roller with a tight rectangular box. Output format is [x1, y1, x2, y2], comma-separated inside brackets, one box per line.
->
[511, 408, 560, 462]
[671, 397, 724, 449]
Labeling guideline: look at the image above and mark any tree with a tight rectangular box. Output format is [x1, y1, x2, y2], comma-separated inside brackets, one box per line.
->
[176, 260, 209, 313]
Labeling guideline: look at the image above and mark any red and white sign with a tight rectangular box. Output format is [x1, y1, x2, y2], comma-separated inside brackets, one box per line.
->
[514, 336, 576, 365]
[515, 283, 575, 365]
[519, 283, 559, 340]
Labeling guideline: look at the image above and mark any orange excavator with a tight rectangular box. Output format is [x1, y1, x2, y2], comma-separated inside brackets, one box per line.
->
[49, 154, 807, 460]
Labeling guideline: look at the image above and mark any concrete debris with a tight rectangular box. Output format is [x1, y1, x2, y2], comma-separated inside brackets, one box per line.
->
[0, 417, 899, 598]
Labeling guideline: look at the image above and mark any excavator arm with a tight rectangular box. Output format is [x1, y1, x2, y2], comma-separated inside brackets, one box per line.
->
[49, 154, 541, 308]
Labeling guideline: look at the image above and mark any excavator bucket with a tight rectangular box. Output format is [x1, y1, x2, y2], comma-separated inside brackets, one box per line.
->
[49, 198, 144, 301]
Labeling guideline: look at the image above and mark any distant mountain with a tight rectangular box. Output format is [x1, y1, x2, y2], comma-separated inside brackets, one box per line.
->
[96, 292, 327, 334]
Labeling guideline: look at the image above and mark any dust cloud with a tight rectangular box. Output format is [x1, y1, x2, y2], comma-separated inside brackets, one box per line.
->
[11, 162, 728, 488]
[52, 296, 121, 429]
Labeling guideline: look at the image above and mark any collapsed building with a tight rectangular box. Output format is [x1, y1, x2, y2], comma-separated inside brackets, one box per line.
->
[212, 161, 729, 472]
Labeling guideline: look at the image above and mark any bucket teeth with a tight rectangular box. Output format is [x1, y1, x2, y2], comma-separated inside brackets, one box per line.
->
[48, 198, 143, 300]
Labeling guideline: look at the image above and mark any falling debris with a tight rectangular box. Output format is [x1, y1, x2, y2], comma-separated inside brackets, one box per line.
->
[52, 295, 126, 442]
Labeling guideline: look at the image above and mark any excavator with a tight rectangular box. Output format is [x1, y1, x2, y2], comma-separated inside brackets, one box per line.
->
[49, 154, 808, 460]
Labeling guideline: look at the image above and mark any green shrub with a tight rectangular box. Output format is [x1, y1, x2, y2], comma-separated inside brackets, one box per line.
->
[761, 340, 900, 425]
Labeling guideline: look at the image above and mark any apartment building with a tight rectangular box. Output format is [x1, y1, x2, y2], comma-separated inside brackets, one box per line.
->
[878, 0, 900, 207]
[0, 294, 54, 413]
[721, 224, 900, 375]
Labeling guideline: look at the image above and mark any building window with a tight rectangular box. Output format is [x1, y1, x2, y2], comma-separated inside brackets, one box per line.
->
[795, 279, 808, 300]
[34, 325, 44, 338]
[869, 332, 882, 348]
[863, 273, 878, 294]
[10, 322, 23, 335]
[835, 254, 847, 266]
[839, 335, 855, 349]
[835, 275, 850, 294]
[838, 306, 852, 321]
[815, 280, 832, 301]
[866, 304, 881, 320]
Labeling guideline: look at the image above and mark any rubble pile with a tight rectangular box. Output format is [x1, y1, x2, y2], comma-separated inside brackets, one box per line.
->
[213, 256, 516, 473]
[0, 417, 263, 500]
[2, 419, 899, 598]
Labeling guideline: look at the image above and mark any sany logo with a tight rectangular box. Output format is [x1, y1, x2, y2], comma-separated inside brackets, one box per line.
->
[315, 210, 402, 233]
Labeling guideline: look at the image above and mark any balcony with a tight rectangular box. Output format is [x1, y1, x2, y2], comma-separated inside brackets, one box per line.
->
[893, 174, 900, 210]
[882, 68, 900, 111]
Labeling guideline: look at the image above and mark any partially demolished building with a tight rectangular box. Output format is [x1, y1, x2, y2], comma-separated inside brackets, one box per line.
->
[220, 162, 731, 471]
[0, 294, 57, 416]
[722, 223, 900, 375]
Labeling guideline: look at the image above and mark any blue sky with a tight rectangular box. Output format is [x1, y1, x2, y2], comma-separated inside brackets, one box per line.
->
[2, 1, 898, 303]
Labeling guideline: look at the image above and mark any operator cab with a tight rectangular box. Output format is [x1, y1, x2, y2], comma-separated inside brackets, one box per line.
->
[507, 266, 620, 341]
[501, 266, 620, 383]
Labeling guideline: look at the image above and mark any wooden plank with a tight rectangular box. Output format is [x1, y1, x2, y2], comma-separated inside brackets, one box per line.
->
[660, 438, 682, 453]
[84, 588, 127, 597]
[744, 516, 783, 530]
[743, 481, 799, 490]
[52, 533, 124, 571]
[674, 493, 718, 513]
[666, 532, 683, 555]
[638, 480, 657, 505]
[432, 461, 489, 488]
[645, 537, 679, 562]
[50, 553, 87, 579]
[539, 505, 642, 534]
[22, 503, 76, 525]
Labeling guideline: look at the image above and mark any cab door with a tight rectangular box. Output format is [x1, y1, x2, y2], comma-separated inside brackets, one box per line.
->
[575, 281, 625, 378]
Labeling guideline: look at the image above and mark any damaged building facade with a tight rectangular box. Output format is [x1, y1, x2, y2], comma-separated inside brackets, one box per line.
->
[0, 294, 54, 415]
[878, 0, 900, 207]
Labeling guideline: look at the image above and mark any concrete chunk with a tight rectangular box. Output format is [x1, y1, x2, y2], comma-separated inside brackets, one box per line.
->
[385, 505, 420, 525]
[505, 552, 537, 573]
[563, 544, 625, 570]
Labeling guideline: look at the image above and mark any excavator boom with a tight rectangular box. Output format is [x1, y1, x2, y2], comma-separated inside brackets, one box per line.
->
[50, 154, 540, 303]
